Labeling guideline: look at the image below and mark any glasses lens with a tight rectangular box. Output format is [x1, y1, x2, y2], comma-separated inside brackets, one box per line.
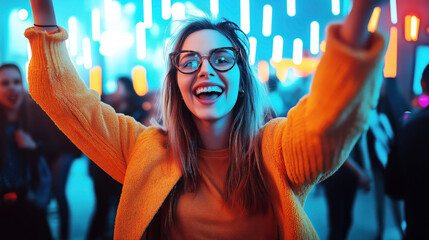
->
[210, 48, 237, 71]
[177, 52, 200, 73]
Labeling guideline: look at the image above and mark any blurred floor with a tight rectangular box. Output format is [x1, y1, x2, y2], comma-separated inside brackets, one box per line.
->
[47, 156, 403, 240]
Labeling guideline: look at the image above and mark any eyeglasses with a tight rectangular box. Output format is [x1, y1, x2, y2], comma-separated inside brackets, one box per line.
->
[169, 47, 240, 74]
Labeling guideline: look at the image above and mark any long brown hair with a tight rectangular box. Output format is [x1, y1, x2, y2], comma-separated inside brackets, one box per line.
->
[161, 18, 270, 223]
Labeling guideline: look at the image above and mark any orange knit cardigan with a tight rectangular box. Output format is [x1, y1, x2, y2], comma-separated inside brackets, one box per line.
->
[25, 24, 384, 239]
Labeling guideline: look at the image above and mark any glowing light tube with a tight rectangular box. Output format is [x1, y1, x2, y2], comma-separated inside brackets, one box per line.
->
[249, 37, 257, 65]
[287, 0, 295, 17]
[383, 27, 397, 78]
[390, 0, 397, 24]
[83, 37, 92, 69]
[240, 0, 250, 34]
[272, 35, 283, 63]
[90, 66, 102, 96]
[132, 66, 148, 96]
[368, 7, 381, 33]
[310, 21, 319, 55]
[162, 0, 171, 20]
[332, 0, 340, 16]
[136, 22, 146, 60]
[68, 17, 78, 56]
[143, 0, 152, 28]
[210, 0, 219, 17]
[262, 5, 273, 37]
[92, 9, 101, 41]
[293, 38, 303, 65]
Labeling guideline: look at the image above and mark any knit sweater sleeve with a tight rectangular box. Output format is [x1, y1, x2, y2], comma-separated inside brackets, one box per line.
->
[261, 24, 385, 190]
[24, 26, 146, 183]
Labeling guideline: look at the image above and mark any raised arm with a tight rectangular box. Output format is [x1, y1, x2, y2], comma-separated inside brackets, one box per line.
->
[262, 0, 387, 189]
[26, 0, 148, 183]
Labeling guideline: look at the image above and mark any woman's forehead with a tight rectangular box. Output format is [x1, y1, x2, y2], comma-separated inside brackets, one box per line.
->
[181, 29, 233, 53]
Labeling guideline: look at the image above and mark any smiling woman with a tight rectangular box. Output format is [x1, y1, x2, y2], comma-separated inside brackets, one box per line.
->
[26, 0, 386, 239]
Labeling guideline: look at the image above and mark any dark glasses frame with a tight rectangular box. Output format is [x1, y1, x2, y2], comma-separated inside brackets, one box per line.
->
[169, 47, 241, 74]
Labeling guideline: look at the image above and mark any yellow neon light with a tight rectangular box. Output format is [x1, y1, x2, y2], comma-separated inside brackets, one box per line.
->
[132, 66, 148, 96]
[383, 27, 398, 78]
[90, 66, 102, 96]
[368, 7, 381, 33]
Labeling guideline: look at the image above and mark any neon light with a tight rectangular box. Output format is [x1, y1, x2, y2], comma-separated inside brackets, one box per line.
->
[171, 2, 186, 20]
[249, 37, 257, 65]
[418, 95, 429, 107]
[162, 0, 171, 20]
[332, 0, 340, 16]
[320, 40, 326, 53]
[83, 37, 92, 69]
[390, 0, 398, 24]
[405, 15, 420, 41]
[293, 38, 303, 65]
[272, 35, 283, 63]
[18, 9, 28, 21]
[262, 5, 273, 37]
[90, 66, 102, 96]
[342, 0, 350, 17]
[287, 0, 296, 17]
[310, 21, 319, 55]
[92, 9, 101, 41]
[144, 0, 153, 28]
[136, 22, 146, 60]
[124, 3, 136, 14]
[210, 0, 219, 17]
[368, 7, 381, 33]
[240, 0, 250, 34]
[383, 27, 397, 78]
[258, 60, 269, 83]
[68, 17, 78, 56]
[132, 66, 148, 96]
[76, 56, 84, 66]
[27, 42, 32, 62]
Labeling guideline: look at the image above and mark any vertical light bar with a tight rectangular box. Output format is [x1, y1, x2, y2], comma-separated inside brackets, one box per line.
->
[171, 2, 186, 20]
[132, 66, 148, 96]
[310, 21, 319, 55]
[293, 38, 303, 65]
[83, 37, 92, 69]
[92, 9, 101, 41]
[262, 5, 272, 37]
[341, 0, 350, 17]
[272, 35, 283, 63]
[90, 66, 102, 96]
[136, 22, 146, 60]
[287, 0, 296, 17]
[143, 0, 152, 28]
[240, 0, 250, 34]
[161, 0, 171, 20]
[332, 0, 340, 16]
[27, 42, 32, 61]
[390, 0, 398, 24]
[368, 7, 381, 33]
[68, 17, 78, 56]
[405, 15, 420, 41]
[258, 60, 269, 83]
[249, 37, 257, 65]
[210, 0, 219, 18]
[383, 27, 397, 78]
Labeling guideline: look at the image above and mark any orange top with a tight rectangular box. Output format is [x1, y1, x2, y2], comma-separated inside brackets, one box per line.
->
[167, 148, 277, 239]
[24, 24, 385, 239]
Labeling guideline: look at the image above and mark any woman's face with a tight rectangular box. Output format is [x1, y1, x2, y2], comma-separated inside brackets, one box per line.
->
[177, 29, 240, 124]
[0, 68, 24, 111]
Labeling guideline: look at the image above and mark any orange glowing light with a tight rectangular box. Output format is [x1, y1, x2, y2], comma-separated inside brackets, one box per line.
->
[405, 15, 420, 41]
[270, 57, 320, 81]
[383, 27, 398, 78]
[320, 40, 326, 53]
[132, 66, 148, 96]
[258, 60, 270, 82]
[368, 7, 381, 33]
[90, 66, 102, 96]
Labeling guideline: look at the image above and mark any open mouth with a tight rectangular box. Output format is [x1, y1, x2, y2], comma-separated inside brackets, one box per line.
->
[194, 86, 224, 100]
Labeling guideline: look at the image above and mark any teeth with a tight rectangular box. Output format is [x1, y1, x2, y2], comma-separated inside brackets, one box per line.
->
[195, 86, 222, 95]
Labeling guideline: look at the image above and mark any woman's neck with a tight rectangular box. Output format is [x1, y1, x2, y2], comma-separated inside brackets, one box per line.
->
[193, 114, 232, 150]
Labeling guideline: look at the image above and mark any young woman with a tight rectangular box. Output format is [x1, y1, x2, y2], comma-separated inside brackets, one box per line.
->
[27, 0, 386, 239]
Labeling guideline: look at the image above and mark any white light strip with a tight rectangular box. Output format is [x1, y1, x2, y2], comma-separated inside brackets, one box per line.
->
[310, 21, 319, 55]
[262, 5, 272, 37]
[104, 0, 111, 22]
[171, 2, 186, 20]
[249, 37, 257, 65]
[68, 17, 78, 56]
[27, 42, 32, 61]
[390, 0, 398, 24]
[92, 9, 101, 41]
[287, 0, 296, 17]
[143, 0, 152, 28]
[272, 35, 283, 63]
[161, 0, 171, 20]
[293, 38, 303, 65]
[83, 37, 92, 69]
[210, 0, 219, 17]
[240, 0, 250, 34]
[136, 22, 146, 60]
[332, 0, 340, 16]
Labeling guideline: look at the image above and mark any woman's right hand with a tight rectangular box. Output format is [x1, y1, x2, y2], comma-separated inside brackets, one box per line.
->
[29, 0, 58, 32]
